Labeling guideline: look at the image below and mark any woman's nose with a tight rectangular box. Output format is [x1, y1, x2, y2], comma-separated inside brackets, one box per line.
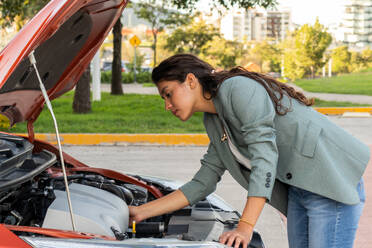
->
[165, 100, 172, 110]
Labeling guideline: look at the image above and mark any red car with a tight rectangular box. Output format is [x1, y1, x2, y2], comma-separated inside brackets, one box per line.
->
[0, 1, 264, 247]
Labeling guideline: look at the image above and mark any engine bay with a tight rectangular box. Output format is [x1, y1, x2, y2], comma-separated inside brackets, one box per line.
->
[0, 133, 264, 247]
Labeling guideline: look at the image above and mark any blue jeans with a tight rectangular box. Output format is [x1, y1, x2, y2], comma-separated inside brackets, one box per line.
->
[287, 179, 365, 248]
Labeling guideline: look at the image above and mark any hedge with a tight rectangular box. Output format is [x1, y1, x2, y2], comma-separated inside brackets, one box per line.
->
[101, 71, 152, 84]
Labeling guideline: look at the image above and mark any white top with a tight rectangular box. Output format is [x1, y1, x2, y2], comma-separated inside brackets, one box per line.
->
[224, 127, 252, 170]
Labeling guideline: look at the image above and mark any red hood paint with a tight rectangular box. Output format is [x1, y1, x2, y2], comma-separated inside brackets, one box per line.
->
[4, 224, 117, 241]
[0, 0, 127, 129]
[0, 224, 31, 248]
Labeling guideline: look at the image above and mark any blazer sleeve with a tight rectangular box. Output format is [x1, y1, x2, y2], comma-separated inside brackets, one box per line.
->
[229, 78, 278, 201]
[179, 142, 226, 206]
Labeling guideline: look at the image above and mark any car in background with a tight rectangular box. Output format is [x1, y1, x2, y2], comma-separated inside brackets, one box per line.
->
[102, 61, 152, 73]
[140, 66, 152, 73]
[0, 0, 265, 247]
[101, 61, 129, 72]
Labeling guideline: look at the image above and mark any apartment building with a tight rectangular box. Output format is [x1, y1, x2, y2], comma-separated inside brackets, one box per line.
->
[341, 0, 372, 49]
[220, 8, 292, 42]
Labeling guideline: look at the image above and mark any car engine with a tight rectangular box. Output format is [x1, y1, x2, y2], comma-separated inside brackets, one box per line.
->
[0, 133, 265, 247]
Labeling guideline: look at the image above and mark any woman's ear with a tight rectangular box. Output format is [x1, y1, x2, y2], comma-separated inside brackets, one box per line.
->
[186, 73, 197, 89]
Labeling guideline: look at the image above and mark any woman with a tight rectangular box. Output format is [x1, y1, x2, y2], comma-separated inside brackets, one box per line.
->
[129, 54, 369, 248]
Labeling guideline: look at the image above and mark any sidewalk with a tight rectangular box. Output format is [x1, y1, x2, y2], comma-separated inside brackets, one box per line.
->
[100, 83, 372, 105]
[288, 83, 372, 105]
[100, 83, 158, 94]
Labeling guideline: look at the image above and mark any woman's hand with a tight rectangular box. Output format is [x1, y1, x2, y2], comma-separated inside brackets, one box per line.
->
[219, 196, 265, 247]
[128, 205, 144, 223]
[219, 224, 253, 248]
[127, 190, 189, 224]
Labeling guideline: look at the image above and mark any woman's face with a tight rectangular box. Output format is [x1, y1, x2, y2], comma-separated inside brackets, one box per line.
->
[156, 77, 198, 121]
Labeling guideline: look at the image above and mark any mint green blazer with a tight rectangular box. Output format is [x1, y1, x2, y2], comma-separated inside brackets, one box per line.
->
[179, 76, 370, 215]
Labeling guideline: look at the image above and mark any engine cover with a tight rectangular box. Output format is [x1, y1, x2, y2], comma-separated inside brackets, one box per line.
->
[42, 183, 129, 237]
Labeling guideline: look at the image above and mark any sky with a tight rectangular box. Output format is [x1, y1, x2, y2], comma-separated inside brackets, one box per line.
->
[277, 0, 347, 26]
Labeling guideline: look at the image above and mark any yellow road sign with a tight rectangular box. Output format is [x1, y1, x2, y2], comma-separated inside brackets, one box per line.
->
[0, 114, 10, 129]
[129, 35, 141, 47]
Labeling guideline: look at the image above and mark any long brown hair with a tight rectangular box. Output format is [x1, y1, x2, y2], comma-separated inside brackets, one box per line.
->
[152, 54, 314, 115]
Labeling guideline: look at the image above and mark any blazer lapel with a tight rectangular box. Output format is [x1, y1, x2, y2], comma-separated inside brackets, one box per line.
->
[212, 97, 235, 145]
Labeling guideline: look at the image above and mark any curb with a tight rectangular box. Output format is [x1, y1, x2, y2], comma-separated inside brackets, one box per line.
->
[24, 133, 210, 146]
[314, 107, 372, 115]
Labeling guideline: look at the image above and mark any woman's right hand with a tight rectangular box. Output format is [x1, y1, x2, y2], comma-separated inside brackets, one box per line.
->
[128, 205, 144, 223]
[128, 190, 189, 225]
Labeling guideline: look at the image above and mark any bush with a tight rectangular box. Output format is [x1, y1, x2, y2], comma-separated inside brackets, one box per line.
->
[101, 71, 111, 83]
[100, 71, 152, 84]
[136, 71, 152, 84]
[122, 72, 134, 84]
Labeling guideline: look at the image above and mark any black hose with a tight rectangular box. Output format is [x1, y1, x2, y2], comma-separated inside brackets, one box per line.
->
[136, 222, 165, 235]
[50, 174, 135, 205]
[117, 186, 134, 205]
[81, 181, 134, 205]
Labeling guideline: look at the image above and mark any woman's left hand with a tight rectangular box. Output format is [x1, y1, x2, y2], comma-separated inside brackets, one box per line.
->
[219, 226, 253, 248]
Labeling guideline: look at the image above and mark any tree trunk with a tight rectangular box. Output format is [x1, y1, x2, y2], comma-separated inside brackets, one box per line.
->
[152, 31, 157, 66]
[73, 67, 91, 113]
[310, 66, 314, 78]
[111, 18, 123, 95]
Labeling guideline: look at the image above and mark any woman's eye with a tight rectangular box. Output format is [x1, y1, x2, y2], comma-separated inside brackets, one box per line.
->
[166, 93, 171, 98]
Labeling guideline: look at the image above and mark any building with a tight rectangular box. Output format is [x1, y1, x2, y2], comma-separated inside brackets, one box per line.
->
[341, 0, 372, 49]
[220, 8, 292, 42]
[266, 10, 291, 41]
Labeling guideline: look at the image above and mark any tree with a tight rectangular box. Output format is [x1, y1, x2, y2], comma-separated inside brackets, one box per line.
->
[283, 49, 307, 81]
[111, 19, 124, 95]
[127, 53, 145, 72]
[73, 67, 91, 113]
[249, 39, 282, 72]
[0, 0, 49, 31]
[349, 51, 365, 73]
[134, 0, 189, 66]
[154, 32, 174, 64]
[169, 0, 276, 10]
[294, 19, 332, 78]
[201, 36, 244, 69]
[331, 46, 351, 74]
[165, 16, 220, 55]
[281, 33, 307, 80]
[361, 48, 372, 69]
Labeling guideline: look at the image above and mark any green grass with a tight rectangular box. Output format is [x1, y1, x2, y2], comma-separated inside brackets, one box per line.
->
[313, 98, 370, 107]
[294, 71, 372, 96]
[360, 68, 372, 73]
[1, 93, 369, 134]
[4, 92, 205, 134]
[142, 83, 156, 87]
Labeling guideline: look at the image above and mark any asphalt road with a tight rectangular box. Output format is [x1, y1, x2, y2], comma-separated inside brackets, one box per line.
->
[62, 116, 372, 248]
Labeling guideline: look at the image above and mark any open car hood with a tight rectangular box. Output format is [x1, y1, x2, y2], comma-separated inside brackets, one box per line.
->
[0, 0, 127, 128]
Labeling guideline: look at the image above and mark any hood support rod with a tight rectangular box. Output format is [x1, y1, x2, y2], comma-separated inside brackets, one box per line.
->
[28, 51, 77, 231]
